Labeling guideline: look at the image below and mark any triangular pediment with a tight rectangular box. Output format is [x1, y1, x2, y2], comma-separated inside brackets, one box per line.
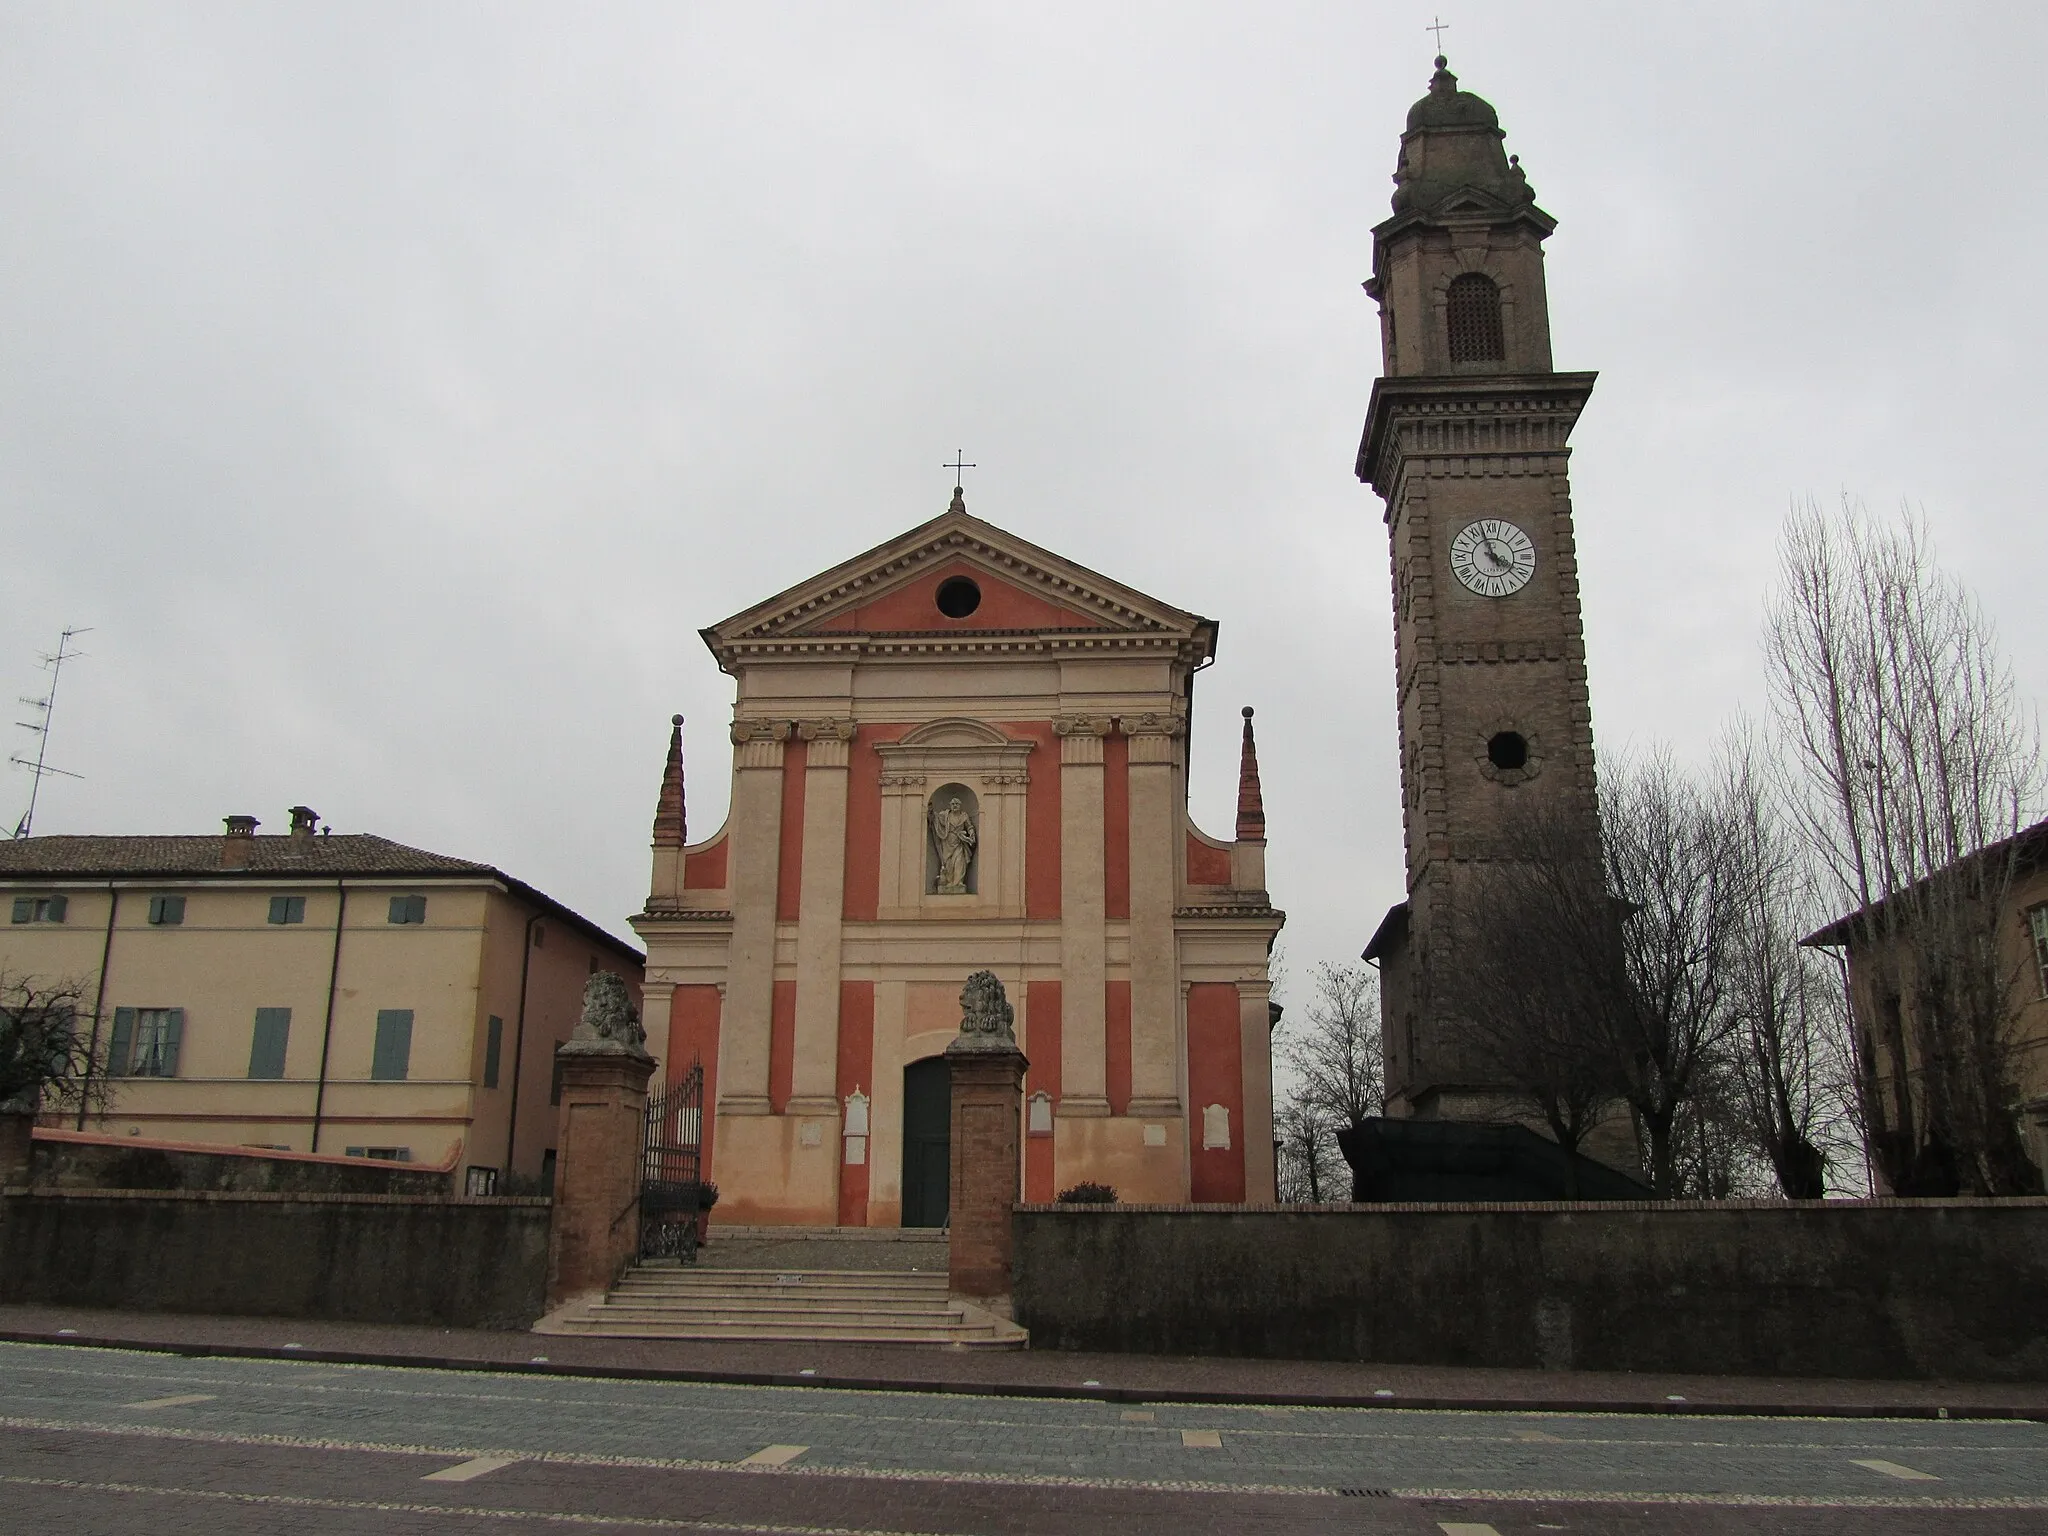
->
[703, 506, 1215, 659]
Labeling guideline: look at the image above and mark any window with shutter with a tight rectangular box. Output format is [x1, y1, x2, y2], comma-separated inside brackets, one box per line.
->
[10, 897, 32, 924]
[483, 1015, 503, 1089]
[249, 1007, 291, 1079]
[387, 894, 427, 925]
[1445, 272, 1506, 363]
[372, 1009, 414, 1080]
[109, 1007, 136, 1076]
[128, 1008, 182, 1077]
[147, 895, 186, 926]
[268, 895, 306, 925]
[45, 894, 67, 922]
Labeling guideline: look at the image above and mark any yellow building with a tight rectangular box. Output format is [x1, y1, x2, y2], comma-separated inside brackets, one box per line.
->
[0, 806, 642, 1190]
[1808, 816, 2048, 1189]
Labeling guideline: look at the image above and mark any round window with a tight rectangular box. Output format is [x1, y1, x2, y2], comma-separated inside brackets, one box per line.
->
[935, 576, 982, 618]
[1487, 731, 1529, 772]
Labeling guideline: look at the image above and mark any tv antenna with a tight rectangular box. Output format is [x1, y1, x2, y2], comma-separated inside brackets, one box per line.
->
[11, 625, 91, 839]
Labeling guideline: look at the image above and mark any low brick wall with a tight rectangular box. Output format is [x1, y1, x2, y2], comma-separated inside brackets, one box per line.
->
[1014, 1200, 2048, 1382]
[0, 1190, 551, 1329]
[28, 1128, 456, 1195]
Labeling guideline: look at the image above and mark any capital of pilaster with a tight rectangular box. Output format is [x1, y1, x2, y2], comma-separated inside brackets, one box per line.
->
[1053, 714, 1115, 737]
[1119, 709, 1186, 738]
[798, 718, 857, 768]
[731, 718, 790, 770]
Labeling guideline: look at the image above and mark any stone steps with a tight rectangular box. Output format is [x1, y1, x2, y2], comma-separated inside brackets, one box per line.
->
[537, 1261, 1025, 1347]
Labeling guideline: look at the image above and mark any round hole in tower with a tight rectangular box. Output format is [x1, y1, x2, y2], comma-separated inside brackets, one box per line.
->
[935, 576, 982, 618]
[1487, 731, 1529, 773]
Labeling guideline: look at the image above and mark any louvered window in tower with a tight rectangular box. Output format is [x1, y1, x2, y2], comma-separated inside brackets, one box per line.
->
[1446, 273, 1505, 363]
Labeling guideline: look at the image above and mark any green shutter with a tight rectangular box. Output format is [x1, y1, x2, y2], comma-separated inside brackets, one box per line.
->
[161, 1008, 184, 1077]
[109, 1007, 136, 1076]
[408, 895, 427, 924]
[269, 896, 289, 925]
[483, 1015, 503, 1089]
[372, 1009, 414, 1081]
[10, 897, 31, 924]
[45, 894, 67, 922]
[249, 1008, 291, 1079]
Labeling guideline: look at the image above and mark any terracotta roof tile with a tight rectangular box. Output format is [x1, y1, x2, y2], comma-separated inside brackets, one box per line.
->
[0, 834, 491, 879]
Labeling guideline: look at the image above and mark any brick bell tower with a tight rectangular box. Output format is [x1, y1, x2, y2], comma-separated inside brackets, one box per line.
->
[1357, 56, 1604, 1121]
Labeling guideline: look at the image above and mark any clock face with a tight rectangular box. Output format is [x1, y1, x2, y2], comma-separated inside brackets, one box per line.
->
[1449, 518, 1536, 597]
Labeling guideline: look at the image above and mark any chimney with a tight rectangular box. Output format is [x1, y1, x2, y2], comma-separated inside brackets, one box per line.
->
[288, 805, 319, 842]
[222, 814, 259, 870]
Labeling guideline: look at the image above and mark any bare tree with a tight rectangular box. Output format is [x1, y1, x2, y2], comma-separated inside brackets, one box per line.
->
[1765, 497, 2043, 1195]
[1447, 805, 1628, 1195]
[0, 970, 105, 1114]
[1274, 1099, 1345, 1203]
[1274, 962, 1383, 1199]
[1278, 962, 1385, 1132]
[1715, 720, 1857, 1197]
[1602, 752, 1746, 1197]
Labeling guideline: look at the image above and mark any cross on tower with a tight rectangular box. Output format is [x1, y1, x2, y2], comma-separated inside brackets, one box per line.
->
[1426, 15, 1449, 53]
[945, 451, 975, 489]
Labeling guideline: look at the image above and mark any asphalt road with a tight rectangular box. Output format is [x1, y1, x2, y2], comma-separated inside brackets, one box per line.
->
[1, 1341, 2043, 1533]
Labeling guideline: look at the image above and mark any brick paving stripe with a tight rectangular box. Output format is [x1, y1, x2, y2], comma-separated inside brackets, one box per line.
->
[421, 1454, 521, 1481]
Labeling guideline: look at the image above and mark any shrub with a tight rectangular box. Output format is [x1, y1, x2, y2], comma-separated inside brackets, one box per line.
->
[1054, 1181, 1117, 1204]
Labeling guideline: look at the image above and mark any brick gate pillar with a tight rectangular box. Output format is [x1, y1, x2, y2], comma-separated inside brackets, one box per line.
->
[544, 976, 657, 1309]
[945, 971, 1028, 1304]
[0, 1106, 34, 1188]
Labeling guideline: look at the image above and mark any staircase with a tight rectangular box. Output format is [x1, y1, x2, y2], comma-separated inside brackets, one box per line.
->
[535, 1227, 1026, 1347]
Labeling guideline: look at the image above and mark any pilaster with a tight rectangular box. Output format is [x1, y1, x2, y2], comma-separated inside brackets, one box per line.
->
[719, 718, 788, 1116]
[789, 719, 855, 1112]
[1123, 710, 1184, 1115]
[1236, 980, 1277, 1202]
[1054, 714, 1113, 1116]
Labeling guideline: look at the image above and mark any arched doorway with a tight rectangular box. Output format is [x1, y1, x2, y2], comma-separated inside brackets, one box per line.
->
[901, 1056, 950, 1227]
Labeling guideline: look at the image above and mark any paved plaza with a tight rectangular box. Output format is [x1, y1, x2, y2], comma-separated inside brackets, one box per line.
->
[3, 1340, 2045, 1533]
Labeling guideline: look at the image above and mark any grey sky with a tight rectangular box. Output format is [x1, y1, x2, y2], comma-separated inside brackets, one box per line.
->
[5, 2, 2044, 994]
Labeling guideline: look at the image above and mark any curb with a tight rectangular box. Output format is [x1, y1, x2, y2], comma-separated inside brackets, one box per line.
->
[3, 1327, 2041, 1423]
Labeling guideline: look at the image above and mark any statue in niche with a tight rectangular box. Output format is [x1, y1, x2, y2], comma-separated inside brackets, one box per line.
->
[928, 788, 978, 894]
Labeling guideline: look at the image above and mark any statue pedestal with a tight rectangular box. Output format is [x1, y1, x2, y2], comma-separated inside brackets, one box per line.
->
[944, 1037, 1028, 1304]
[544, 1040, 655, 1308]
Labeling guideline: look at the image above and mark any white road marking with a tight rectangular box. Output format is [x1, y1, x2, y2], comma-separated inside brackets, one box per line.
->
[1180, 1429, 1221, 1448]
[1853, 1458, 1941, 1481]
[1439, 1525, 1504, 1536]
[1513, 1430, 1563, 1443]
[123, 1394, 216, 1410]
[423, 1455, 520, 1482]
[740, 1444, 808, 1466]
[1121, 1411, 1154, 1423]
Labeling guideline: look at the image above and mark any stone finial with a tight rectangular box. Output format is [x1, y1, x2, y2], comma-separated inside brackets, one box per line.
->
[652, 714, 686, 849]
[1236, 705, 1267, 842]
[946, 969, 1017, 1055]
[948, 485, 967, 515]
[569, 971, 648, 1055]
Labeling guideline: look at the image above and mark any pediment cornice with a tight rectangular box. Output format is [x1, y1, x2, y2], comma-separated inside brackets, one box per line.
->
[701, 508, 1216, 669]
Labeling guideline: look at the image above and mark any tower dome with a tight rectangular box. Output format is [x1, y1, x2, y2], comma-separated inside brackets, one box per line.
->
[1389, 57, 1531, 215]
[1405, 56, 1499, 132]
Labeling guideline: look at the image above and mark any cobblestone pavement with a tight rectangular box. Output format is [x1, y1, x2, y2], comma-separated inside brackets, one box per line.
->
[2, 1343, 2045, 1533]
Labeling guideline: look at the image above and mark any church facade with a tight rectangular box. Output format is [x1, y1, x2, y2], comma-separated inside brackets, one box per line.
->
[633, 497, 1282, 1226]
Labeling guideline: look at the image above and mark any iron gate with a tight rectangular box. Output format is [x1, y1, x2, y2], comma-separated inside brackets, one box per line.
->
[640, 1060, 704, 1264]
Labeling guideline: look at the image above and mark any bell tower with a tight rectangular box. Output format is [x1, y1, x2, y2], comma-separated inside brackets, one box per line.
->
[1357, 57, 1604, 1120]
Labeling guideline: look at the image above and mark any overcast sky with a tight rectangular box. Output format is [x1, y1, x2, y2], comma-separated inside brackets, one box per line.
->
[5, 2, 2044, 996]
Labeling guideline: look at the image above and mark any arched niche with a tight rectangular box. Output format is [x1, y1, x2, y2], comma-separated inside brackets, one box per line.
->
[874, 718, 1034, 918]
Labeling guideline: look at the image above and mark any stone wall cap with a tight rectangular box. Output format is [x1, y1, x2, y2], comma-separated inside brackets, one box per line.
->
[5, 1188, 550, 1207]
[1016, 1197, 2048, 1214]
